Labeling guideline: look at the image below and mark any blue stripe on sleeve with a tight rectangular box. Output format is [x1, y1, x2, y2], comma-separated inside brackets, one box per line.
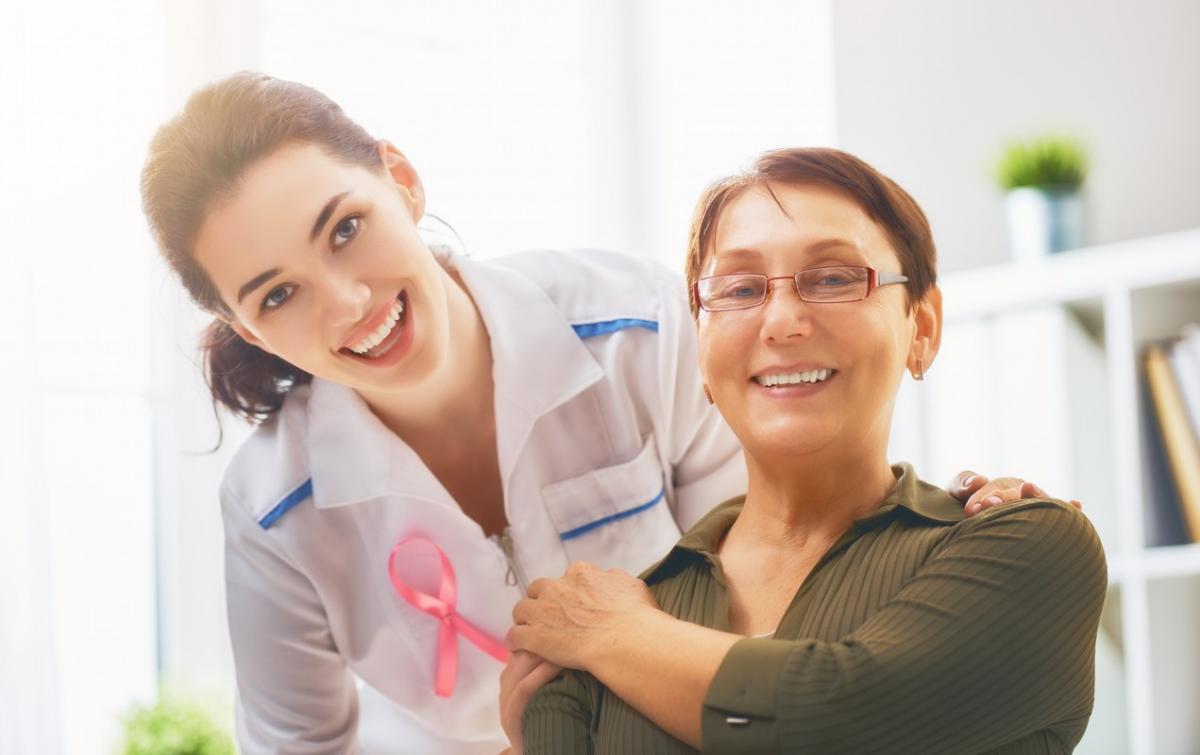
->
[258, 478, 314, 529]
[571, 319, 659, 339]
[559, 487, 666, 541]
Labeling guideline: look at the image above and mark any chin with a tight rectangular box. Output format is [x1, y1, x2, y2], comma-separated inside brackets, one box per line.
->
[741, 419, 839, 458]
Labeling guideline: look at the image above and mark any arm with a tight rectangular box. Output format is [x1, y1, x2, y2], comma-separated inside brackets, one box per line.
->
[520, 669, 595, 755]
[500, 651, 561, 752]
[699, 501, 1105, 753]
[509, 563, 730, 747]
[223, 491, 360, 754]
[513, 501, 1106, 752]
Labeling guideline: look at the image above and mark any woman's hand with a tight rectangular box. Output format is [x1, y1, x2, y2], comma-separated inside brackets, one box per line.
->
[507, 562, 662, 669]
[499, 650, 561, 755]
[948, 470, 1084, 516]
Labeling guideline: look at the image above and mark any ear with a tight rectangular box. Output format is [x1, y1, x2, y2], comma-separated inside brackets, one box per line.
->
[907, 286, 942, 376]
[377, 140, 426, 222]
[228, 319, 274, 356]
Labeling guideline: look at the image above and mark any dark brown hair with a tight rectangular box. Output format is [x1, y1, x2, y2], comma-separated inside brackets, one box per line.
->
[140, 72, 382, 423]
[684, 147, 937, 316]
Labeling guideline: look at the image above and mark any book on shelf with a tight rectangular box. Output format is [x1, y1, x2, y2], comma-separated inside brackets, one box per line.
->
[1170, 324, 1200, 436]
[1144, 329, 1200, 542]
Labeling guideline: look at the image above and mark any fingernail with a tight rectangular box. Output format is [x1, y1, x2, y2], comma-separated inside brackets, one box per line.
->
[961, 475, 978, 487]
[1033, 485, 1047, 497]
[984, 496, 1002, 506]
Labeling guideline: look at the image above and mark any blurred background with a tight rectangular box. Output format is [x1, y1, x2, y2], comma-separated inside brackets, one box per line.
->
[2, 0, 1198, 753]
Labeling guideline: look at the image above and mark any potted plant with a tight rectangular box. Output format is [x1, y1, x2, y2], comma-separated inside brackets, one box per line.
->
[116, 689, 234, 755]
[994, 135, 1089, 262]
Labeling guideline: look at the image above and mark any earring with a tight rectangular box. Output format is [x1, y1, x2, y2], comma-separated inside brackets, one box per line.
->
[912, 359, 925, 381]
[703, 385, 714, 404]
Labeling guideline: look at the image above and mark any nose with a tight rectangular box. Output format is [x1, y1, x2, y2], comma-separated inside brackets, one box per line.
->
[759, 277, 813, 343]
[320, 270, 372, 330]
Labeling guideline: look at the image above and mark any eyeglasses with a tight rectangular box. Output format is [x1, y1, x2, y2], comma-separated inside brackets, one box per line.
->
[694, 266, 909, 311]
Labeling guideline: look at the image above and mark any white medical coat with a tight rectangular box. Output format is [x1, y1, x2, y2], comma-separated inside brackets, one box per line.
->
[220, 248, 746, 753]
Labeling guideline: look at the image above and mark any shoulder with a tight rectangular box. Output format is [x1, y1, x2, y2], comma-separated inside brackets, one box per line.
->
[960, 497, 1099, 539]
[488, 248, 686, 329]
[219, 383, 314, 530]
[949, 498, 1107, 588]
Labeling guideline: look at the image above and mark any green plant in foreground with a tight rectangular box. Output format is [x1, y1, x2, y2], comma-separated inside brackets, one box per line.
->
[117, 692, 233, 755]
[994, 135, 1088, 192]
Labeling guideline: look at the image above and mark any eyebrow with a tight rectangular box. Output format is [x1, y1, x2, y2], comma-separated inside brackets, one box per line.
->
[310, 191, 351, 243]
[715, 238, 862, 263]
[714, 247, 763, 264]
[237, 267, 283, 305]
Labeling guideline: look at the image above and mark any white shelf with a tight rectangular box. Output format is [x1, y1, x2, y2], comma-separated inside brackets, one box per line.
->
[1110, 544, 1200, 583]
[1141, 543, 1200, 580]
[905, 227, 1200, 755]
[939, 228, 1200, 320]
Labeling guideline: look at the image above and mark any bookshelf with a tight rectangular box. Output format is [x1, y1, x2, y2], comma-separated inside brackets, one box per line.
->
[890, 228, 1200, 755]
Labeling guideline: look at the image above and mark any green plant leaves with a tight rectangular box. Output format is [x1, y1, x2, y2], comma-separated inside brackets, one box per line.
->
[117, 692, 234, 755]
[994, 135, 1089, 191]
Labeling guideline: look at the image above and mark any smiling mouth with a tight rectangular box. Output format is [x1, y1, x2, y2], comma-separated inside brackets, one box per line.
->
[340, 292, 408, 359]
[753, 368, 837, 387]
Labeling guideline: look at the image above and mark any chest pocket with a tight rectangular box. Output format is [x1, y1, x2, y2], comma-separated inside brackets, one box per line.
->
[541, 435, 681, 575]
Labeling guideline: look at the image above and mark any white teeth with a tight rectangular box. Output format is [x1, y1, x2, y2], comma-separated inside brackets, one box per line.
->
[755, 368, 833, 387]
[348, 298, 405, 355]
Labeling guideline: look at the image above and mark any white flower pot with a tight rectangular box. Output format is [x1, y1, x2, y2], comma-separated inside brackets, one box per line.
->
[1004, 187, 1086, 263]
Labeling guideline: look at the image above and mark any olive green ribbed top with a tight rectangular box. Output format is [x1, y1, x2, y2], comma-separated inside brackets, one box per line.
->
[523, 464, 1107, 754]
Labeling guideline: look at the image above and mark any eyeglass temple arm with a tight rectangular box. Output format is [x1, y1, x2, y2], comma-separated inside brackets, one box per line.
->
[874, 270, 909, 287]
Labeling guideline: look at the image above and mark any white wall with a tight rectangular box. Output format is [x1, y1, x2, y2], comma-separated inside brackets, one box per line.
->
[152, 0, 261, 700]
[831, 0, 1200, 272]
[2, 1, 168, 751]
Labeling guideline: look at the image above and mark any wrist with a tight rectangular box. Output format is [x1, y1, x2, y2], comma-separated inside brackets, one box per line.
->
[584, 603, 676, 673]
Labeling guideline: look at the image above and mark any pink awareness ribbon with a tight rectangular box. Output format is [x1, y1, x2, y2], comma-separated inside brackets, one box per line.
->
[387, 536, 510, 697]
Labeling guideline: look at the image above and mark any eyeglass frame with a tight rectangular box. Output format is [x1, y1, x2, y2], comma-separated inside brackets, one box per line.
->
[693, 266, 910, 312]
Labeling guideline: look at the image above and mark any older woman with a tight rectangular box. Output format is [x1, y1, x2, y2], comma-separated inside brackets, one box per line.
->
[508, 148, 1107, 754]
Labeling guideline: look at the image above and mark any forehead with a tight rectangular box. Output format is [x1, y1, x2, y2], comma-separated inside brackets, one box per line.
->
[708, 183, 897, 268]
[193, 143, 373, 294]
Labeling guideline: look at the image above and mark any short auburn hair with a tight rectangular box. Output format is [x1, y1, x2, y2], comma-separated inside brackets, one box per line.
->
[684, 147, 937, 316]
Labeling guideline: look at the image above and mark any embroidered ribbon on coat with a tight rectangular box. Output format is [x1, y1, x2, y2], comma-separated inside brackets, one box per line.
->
[387, 536, 510, 697]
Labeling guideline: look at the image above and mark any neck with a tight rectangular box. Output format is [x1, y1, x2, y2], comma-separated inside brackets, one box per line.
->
[732, 439, 897, 551]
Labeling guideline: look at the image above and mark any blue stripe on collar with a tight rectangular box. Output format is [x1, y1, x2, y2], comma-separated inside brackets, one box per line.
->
[258, 478, 313, 529]
[559, 487, 666, 540]
[571, 318, 659, 339]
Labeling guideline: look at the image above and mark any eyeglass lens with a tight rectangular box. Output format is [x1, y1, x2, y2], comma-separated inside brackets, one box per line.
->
[700, 266, 871, 310]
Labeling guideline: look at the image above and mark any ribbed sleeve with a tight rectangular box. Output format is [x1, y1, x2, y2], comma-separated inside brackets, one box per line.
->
[522, 670, 595, 755]
[703, 501, 1106, 754]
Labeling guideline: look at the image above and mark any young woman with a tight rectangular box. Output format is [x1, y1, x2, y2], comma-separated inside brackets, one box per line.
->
[141, 73, 1063, 753]
[511, 148, 1106, 754]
